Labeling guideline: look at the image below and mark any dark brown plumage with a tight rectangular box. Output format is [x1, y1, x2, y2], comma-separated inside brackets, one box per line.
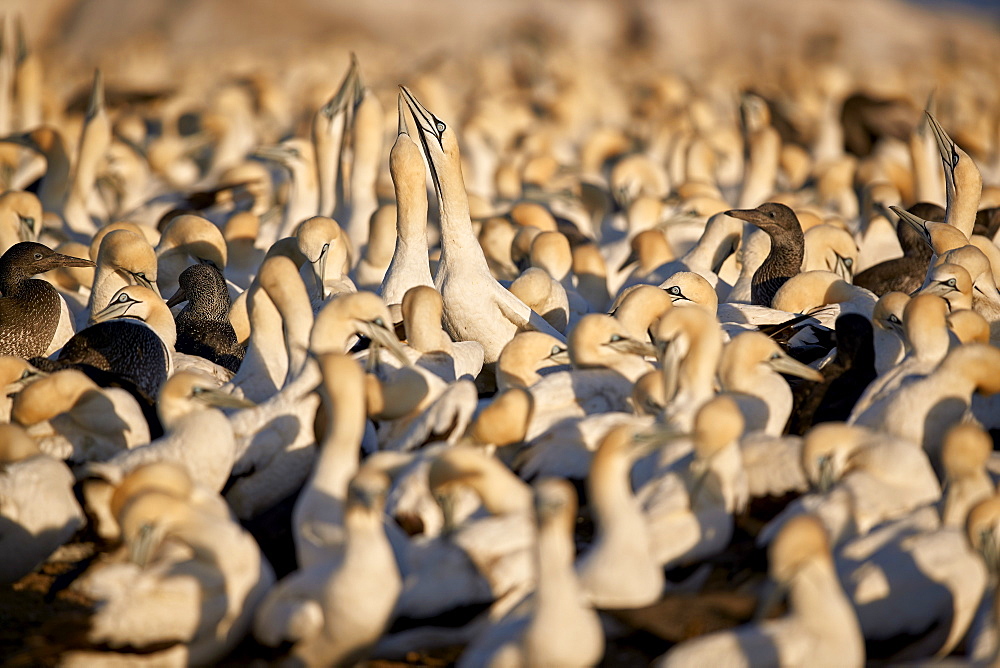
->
[854, 202, 943, 296]
[168, 262, 244, 372]
[726, 203, 805, 307]
[0, 242, 95, 358]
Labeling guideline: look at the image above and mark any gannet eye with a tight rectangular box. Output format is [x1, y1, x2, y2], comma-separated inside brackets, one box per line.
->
[373, 317, 385, 327]
[19, 369, 31, 379]
[435, 121, 446, 133]
[118, 293, 130, 302]
[550, 345, 562, 355]
[889, 314, 901, 324]
[136, 272, 145, 279]
[322, 243, 330, 254]
[843, 258, 853, 268]
[666, 286, 682, 296]
[769, 352, 781, 360]
[609, 334, 623, 342]
[768, 211, 775, 218]
[946, 278, 957, 288]
[952, 150, 960, 168]
[33, 252, 42, 260]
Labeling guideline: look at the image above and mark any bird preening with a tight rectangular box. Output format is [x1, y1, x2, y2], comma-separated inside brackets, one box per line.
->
[2, 2, 1000, 665]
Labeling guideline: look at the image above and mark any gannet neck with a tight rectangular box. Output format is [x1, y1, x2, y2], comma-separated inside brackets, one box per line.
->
[258, 255, 313, 382]
[312, 353, 366, 493]
[903, 294, 950, 363]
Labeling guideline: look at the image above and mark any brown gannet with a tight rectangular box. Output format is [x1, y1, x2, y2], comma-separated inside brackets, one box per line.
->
[399, 86, 565, 374]
[33, 285, 175, 404]
[168, 263, 244, 373]
[854, 202, 942, 296]
[725, 202, 805, 307]
[0, 241, 94, 358]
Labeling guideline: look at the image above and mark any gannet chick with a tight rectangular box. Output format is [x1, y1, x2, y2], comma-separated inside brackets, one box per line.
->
[726, 202, 805, 307]
[457, 479, 604, 668]
[11, 368, 149, 461]
[69, 489, 274, 665]
[380, 95, 434, 305]
[577, 425, 664, 608]
[167, 263, 243, 373]
[400, 285, 484, 382]
[33, 285, 174, 403]
[0, 242, 94, 358]
[852, 343, 1000, 459]
[802, 224, 858, 281]
[155, 214, 228, 300]
[640, 395, 749, 567]
[296, 214, 355, 304]
[658, 515, 864, 668]
[86, 229, 158, 322]
[941, 423, 994, 528]
[400, 87, 565, 371]
[0, 423, 84, 583]
[761, 422, 940, 546]
[610, 284, 674, 342]
[287, 469, 401, 667]
[495, 331, 569, 391]
[718, 331, 823, 435]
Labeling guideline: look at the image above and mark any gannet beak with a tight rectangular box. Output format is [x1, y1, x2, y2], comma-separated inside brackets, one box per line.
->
[48, 252, 97, 270]
[917, 279, 958, 302]
[131, 272, 156, 294]
[128, 522, 161, 568]
[165, 285, 187, 308]
[435, 491, 457, 534]
[834, 253, 854, 282]
[753, 579, 787, 623]
[396, 93, 409, 137]
[925, 111, 956, 167]
[605, 336, 659, 358]
[617, 248, 639, 272]
[658, 338, 682, 402]
[86, 69, 104, 121]
[193, 386, 256, 410]
[313, 242, 331, 302]
[888, 206, 932, 250]
[767, 351, 823, 382]
[91, 292, 138, 325]
[357, 317, 411, 367]
[17, 216, 37, 241]
[321, 55, 360, 120]
[817, 455, 836, 493]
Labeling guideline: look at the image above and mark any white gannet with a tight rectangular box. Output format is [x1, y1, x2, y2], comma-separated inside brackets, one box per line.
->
[0, 423, 84, 583]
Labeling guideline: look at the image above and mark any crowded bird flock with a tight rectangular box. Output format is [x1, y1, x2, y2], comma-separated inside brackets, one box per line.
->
[3, 1, 1000, 665]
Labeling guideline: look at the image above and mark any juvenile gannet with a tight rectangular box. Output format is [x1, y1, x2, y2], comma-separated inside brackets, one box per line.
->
[35, 285, 174, 405]
[0, 241, 94, 358]
[457, 478, 604, 668]
[854, 201, 941, 296]
[11, 368, 149, 461]
[657, 516, 864, 668]
[400, 86, 565, 371]
[725, 202, 805, 306]
[168, 263, 243, 373]
[718, 330, 823, 435]
[0, 423, 84, 583]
